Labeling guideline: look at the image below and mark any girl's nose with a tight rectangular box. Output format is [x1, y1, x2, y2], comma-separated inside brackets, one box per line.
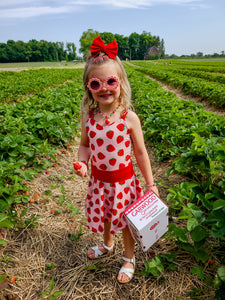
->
[101, 82, 107, 90]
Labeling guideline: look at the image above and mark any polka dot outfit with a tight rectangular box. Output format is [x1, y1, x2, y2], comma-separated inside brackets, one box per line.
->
[85, 111, 143, 234]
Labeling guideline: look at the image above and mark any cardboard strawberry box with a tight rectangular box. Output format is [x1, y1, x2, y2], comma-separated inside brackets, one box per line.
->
[124, 191, 168, 252]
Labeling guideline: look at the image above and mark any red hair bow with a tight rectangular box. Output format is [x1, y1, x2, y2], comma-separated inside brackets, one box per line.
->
[91, 36, 118, 59]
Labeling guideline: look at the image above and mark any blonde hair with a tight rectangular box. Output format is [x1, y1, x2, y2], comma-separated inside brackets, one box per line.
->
[81, 54, 131, 116]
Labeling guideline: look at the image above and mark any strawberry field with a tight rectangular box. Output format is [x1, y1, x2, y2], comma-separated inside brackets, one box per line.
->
[0, 62, 225, 299]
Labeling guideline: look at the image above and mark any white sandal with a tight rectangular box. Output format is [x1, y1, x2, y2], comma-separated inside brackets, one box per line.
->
[87, 242, 114, 259]
[117, 256, 135, 283]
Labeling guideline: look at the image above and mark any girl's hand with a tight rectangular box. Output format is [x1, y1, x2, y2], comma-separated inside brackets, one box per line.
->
[145, 185, 159, 197]
[73, 162, 88, 177]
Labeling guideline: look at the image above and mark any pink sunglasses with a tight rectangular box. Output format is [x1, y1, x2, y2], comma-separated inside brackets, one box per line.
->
[87, 75, 120, 93]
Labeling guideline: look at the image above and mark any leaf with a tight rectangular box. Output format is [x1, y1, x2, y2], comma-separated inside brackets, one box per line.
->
[213, 199, 225, 210]
[217, 266, 225, 282]
[190, 266, 204, 279]
[190, 225, 208, 242]
[0, 239, 7, 247]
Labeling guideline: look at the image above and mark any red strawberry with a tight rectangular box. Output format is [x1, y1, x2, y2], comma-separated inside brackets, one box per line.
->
[95, 198, 100, 204]
[97, 152, 106, 160]
[101, 206, 104, 212]
[99, 182, 104, 188]
[125, 199, 129, 205]
[118, 221, 123, 228]
[110, 183, 116, 187]
[92, 228, 98, 232]
[117, 135, 124, 144]
[87, 207, 91, 214]
[124, 187, 129, 194]
[73, 162, 81, 170]
[119, 180, 125, 185]
[96, 123, 103, 130]
[106, 130, 114, 139]
[131, 181, 135, 187]
[117, 124, 125, 131]
[87, 194, 92, 200]
[88, 181, 92, 187]
[119, 163, 125, 169]
[94, 208, 100, 214]
[90, 119, 95, 126]
[86, 126, 89, 133]
[131, 193, 136, 199]
[98, 225, 104, 232]
[117, 192, 123, 199]
[125, 141, 130, 147]
[127, 128, 131, 134]
[112, 209, 117, 216]
[105, 199, 110, 206]
[117, 202, 123, 209]
[112, 218, 118, 225]
[94, 188, 99, 194]
[101, 215, 104, 221]
[109, 158, 116, 166]
[107, 144, 115, 152]
[90, 131, 96, 138]
[117, 149, 124, 156]
[97, 138, 104, 146]
[99, 164, 107, 170]
[93, 216, 99, 223]
[101, 195, 104, 201]
[125, 155, 131, 161]
[104, 188, 110, 194]
[91, 144, 95, 150]
[109, 196, 114, 202]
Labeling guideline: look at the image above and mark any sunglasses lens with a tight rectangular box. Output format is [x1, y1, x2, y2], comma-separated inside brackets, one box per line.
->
[90, 80, 100, 90]
[107, 78, 118, 86]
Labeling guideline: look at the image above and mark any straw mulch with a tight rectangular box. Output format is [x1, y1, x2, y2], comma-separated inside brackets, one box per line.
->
[0, 138, 215, 300]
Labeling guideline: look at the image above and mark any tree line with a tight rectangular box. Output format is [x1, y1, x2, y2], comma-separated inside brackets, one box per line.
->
[0, 40, 77, 63]
[79, 29, 165, 60]
[0, 30, 165, 63]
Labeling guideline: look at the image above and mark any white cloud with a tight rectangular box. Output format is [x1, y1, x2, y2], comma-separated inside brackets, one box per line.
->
[0, 0, 206, 19]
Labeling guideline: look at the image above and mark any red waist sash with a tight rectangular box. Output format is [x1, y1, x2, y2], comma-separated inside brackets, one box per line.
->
[91, 162, 134, 183]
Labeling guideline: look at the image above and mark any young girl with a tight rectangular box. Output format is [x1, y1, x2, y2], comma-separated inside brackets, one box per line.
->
[74, 36, 159, 284]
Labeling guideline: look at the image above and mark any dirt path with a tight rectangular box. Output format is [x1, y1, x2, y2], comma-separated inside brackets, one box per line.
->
[1, 137, 213, 300]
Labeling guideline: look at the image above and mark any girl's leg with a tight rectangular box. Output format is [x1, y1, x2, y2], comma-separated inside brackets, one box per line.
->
[87, 221, 114, 259]
[117, 226, 135, 283]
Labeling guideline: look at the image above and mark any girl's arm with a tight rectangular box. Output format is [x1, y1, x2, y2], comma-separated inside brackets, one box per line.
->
[126, 110, 159, 196]
[75, 113, 90, 177]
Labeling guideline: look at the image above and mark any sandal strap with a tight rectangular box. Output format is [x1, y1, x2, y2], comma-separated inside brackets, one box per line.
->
[119, 266, 134, 279]
[123, 256, 135, 266]
[90, 242, 114, 258]
[102, 242, 114, 251]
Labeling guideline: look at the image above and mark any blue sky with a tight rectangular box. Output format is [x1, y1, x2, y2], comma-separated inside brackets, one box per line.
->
[0, 0, 224, 56]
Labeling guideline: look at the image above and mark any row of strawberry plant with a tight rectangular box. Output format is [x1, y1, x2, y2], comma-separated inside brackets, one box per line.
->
[125, 65, 225, 298]
[161, 59, 225, 73]
[131, 64, 225, 108]
[0, 70, 83, 229]
[132, 61, 225, 84]
[0, 68, 83, 103]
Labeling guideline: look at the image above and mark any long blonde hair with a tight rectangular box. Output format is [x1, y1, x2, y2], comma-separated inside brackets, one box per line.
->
[81, 55, 131, 116]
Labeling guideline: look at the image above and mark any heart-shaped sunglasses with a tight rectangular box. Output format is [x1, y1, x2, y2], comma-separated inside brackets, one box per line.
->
[87, 75, 120, 93]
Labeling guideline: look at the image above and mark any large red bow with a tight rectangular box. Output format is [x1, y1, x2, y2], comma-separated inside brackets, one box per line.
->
[91, 36, 118, 59]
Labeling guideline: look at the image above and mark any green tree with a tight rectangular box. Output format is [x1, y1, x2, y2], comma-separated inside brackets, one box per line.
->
[115, 34, 129, 60]
[79, 29, 100, 60]
[0, 43, 8, 62]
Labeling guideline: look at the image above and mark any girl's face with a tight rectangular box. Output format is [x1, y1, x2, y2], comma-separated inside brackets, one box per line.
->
[88, 61, 120, 107]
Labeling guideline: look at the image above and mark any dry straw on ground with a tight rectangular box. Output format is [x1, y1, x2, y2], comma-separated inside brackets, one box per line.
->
[0, 138, 215, 300]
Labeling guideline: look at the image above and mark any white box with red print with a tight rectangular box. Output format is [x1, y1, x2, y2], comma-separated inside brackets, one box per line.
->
[124, 191, 168, 252]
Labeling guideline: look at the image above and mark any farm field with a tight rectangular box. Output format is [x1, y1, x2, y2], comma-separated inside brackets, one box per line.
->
[0, 61, 224, 299]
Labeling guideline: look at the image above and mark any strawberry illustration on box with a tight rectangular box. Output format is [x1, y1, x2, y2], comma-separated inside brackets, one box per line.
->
[124, 191, 168, 251]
